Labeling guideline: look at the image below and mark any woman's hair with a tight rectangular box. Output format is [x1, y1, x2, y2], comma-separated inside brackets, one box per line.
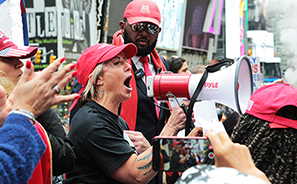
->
[167, 57, 186, 73]
[231, 114, 297, 184]
[222, 111, 240, 137]
[77, 62, 107, 107]
[0, 76, 15, 97]
[189, 65, 205, 74]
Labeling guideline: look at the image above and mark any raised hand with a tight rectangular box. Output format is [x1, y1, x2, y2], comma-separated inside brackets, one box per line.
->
[12, 58, 80, 118]
[0, 85, 12, 126]
[205, 130, 271, 183]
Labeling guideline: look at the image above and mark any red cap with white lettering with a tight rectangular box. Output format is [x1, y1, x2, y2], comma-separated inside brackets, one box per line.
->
[246, 83, 297, 129]
[123, 0, 161, 26]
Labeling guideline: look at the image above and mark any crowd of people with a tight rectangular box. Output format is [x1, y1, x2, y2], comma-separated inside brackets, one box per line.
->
[0, 0, 296, 184]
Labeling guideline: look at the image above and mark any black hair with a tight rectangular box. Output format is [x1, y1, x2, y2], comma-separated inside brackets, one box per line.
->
[167, 57, 186, 73]
[231, 114, 297, 184]
[222, 111, 240, 136]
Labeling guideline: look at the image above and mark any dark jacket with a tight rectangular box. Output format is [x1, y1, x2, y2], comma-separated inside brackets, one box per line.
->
[37, 108, 76, 176]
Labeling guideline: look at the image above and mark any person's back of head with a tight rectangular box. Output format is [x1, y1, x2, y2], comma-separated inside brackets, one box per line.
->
[231, 83, 297, 184]
[167, 56, 186, 73]
[189, 65, 205, 74]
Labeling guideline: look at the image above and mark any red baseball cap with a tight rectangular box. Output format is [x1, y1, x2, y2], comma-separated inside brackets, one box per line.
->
[245, 83, 297, 129]
[0, 30, 37, 59]
[76, 43, 137, 87]
[173, 141, 183, 147]
[69, 43, 137, 111]
[123, 0, 161, 26]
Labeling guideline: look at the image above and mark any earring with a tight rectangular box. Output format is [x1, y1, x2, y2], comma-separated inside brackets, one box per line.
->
[99, 89, 103, 97]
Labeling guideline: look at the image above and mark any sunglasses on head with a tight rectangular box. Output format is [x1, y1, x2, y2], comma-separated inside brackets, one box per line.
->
[130, 22, 159, 35]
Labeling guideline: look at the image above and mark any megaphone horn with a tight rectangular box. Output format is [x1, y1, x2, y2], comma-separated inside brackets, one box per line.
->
[147, 56, 253, 115]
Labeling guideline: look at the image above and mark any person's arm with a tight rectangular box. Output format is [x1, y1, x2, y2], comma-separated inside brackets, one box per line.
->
[0, 58, 79, 182]
[37, 108, 76, 176]
[0, 113, 45, 183]
[12, 58, 79, 118]
[160, 102, 189, 136]
[0, 83, 45, 183]
[125, 102, 192, 154]
[205, 130, 271, 184]
[124, 130, 150, 154]
[111, 147, 155, 184]
[179, 152, 189, 164]
[110, 104, 188, 184]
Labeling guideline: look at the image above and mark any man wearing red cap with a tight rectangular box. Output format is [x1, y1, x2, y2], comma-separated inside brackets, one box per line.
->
[112, 1, 188, 183]
[70, 0, 186, 146]
[170, 141, 189, 170]
[113, 0, 181, 146]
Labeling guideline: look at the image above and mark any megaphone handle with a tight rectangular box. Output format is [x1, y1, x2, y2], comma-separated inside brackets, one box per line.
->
[180, 104, 195, 130]
[186, 69, 209, 136]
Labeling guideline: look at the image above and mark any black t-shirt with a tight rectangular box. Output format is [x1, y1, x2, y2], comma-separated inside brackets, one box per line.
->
[170, 150, 185, 171]
[64, 100, 136, 184]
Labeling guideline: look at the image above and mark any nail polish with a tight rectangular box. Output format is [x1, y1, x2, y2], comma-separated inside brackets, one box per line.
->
[60, 57, 66, 63]
[26, 60, 31, 69]
[72, 70, 78, 77]
[70, 64, 76, 70]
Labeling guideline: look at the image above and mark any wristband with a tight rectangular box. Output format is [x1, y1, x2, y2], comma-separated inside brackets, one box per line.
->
[9, 109, 36, 124]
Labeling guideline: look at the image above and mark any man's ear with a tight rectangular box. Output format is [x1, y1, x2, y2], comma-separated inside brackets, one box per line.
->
[158, 27, 162, 34]
[119, 20, 125, 32]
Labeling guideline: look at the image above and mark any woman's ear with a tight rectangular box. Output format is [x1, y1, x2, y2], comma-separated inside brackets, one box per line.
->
[97, 75, 104, 86]
[89, 73, 103, 86]
[88, 74, 95, 85]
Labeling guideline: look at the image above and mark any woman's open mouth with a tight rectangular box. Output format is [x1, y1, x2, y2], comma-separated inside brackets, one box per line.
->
[124, 75, 132, 89]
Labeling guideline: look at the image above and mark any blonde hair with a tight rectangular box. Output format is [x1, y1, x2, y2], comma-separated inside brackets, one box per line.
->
[0, 76, 15, 97]
[78, 62, 107, 107]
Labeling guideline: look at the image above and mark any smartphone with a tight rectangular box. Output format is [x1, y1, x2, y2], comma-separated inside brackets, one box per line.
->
[152, 136, 214, 172]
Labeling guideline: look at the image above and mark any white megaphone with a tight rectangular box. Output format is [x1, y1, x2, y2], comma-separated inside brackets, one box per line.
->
[147, 56, 253, 114]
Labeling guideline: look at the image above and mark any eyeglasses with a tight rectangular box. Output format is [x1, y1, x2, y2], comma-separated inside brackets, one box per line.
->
[130, 22, 159, 35]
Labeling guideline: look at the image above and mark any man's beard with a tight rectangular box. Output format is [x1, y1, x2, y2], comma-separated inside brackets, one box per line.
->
[123, 28, 158, 57]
